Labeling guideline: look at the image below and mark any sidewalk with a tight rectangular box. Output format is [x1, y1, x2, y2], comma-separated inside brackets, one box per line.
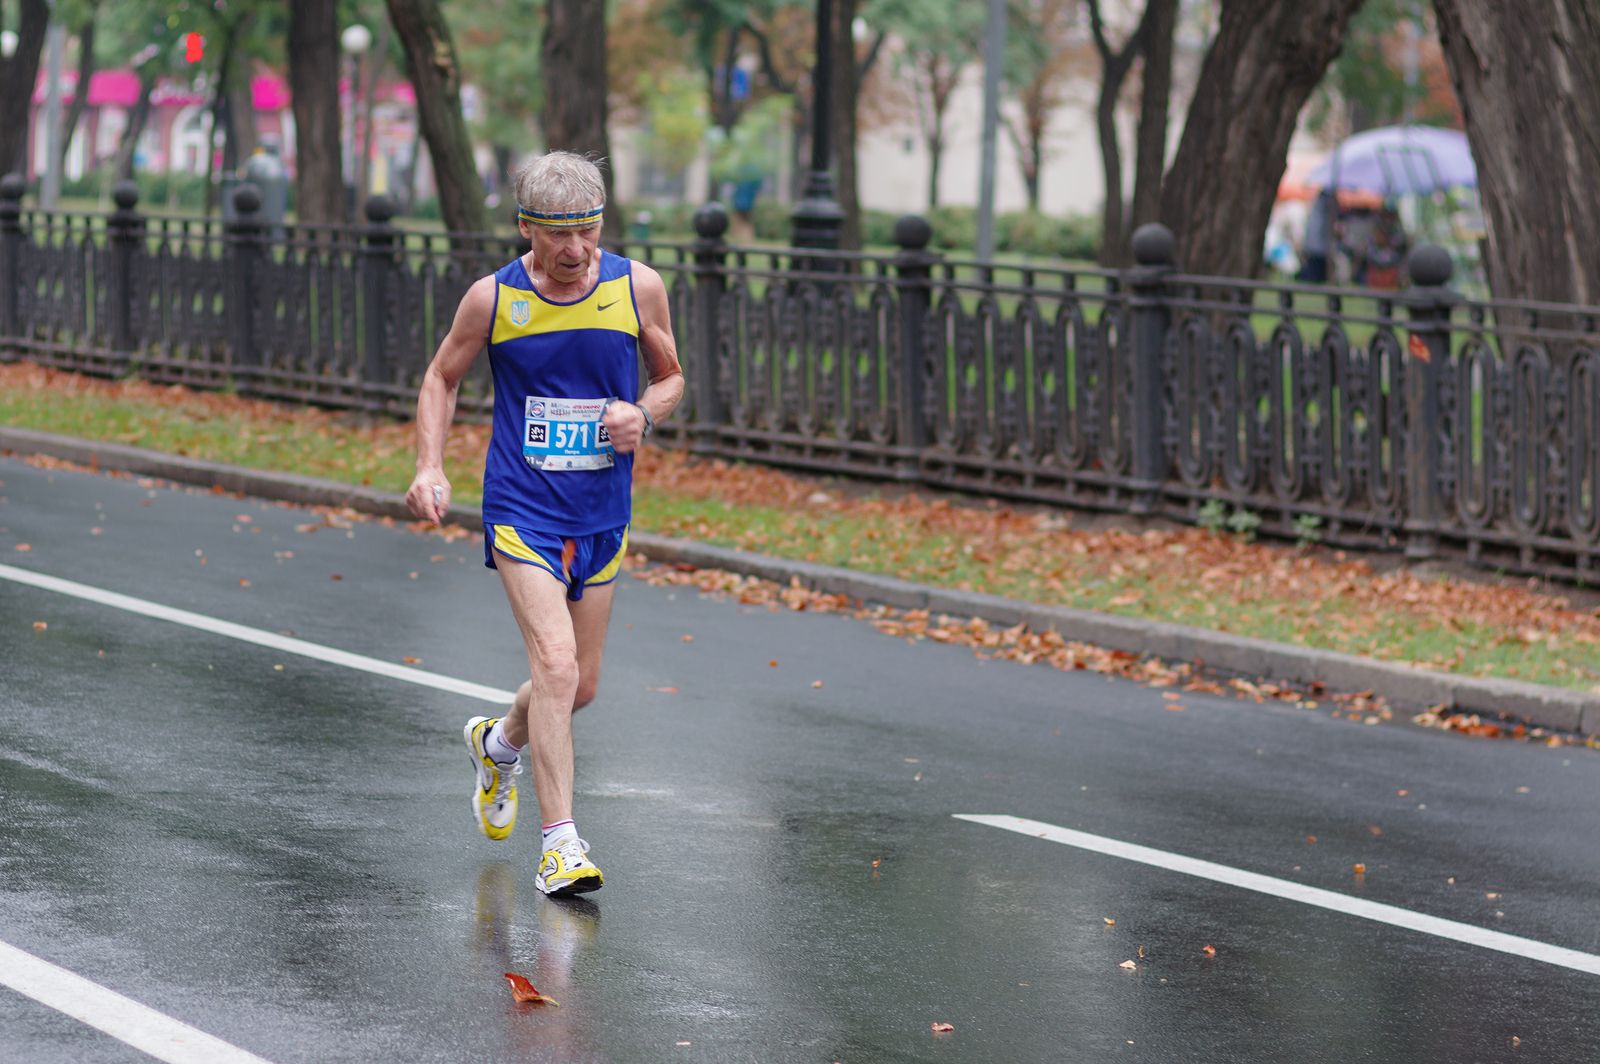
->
[3, 425, 1595, 738]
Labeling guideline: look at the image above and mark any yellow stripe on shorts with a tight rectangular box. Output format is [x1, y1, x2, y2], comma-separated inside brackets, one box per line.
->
[586, 526, 630, 585]
[492, 525, 556, 573]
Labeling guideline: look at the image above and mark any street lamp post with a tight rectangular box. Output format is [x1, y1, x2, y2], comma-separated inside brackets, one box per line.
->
[790, 0, 843, 251]
[340, 23, 371, 222]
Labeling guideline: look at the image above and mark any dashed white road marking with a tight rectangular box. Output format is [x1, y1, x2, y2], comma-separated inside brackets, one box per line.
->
[0, 939, 276, 1064]
[957, 814, 1600, 977]
[0, 562, 515, 704]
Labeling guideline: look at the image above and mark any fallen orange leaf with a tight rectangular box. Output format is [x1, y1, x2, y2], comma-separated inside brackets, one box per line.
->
[15, 543, 32, 552]
[681, 634, 695, 643]
[32, 621, 48, 631]
[1103, 917, 1116, 927]
[330, 574, 343, 581]
[931, 1022, 954, 1034]
[1306, 835, 1318, 844]
[504, 972, 558, 1006]
[402, 655, 422, 665]
[1353, 863, 1367, 875]
[650, 686, 680, 694]
[1119, 960, 1137, 970]
[871, 857, 881, 868]
[1202, 944, 1217, 956]
[811, 680, 824, 688]
[238, 579, 251, 588]
[768, 659, 779, 667]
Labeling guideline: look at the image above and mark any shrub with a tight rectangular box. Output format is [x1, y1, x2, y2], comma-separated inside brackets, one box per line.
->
[925, 205, 977, 253]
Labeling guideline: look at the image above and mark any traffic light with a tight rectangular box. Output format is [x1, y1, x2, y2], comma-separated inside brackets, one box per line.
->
[184, 31, 204, 63]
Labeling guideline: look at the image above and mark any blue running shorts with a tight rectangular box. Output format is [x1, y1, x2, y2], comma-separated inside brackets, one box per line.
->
[484, 523, 629, 601]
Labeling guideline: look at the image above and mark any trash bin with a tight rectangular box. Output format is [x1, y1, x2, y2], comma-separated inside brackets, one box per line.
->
[628, 209, 653, 243]
[242, 145, 289, 227]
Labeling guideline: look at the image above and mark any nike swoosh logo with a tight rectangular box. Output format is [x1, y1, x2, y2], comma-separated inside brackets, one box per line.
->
[597, 301, 617, 311]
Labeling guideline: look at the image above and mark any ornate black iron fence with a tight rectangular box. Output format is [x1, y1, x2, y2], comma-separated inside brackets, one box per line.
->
[3, 175, 1598, 582]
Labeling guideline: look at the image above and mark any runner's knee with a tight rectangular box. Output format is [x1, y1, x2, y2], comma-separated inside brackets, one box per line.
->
[573, 675, 600, 711]
[534, 649, 580, 699]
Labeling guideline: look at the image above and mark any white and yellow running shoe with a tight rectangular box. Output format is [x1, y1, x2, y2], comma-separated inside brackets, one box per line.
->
[536, 837, 604, 896]
[464, 716, 520, 841]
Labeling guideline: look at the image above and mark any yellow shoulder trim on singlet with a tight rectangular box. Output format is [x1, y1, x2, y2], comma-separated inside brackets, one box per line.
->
[491, 525, 556, 572]
[585, 526, 630, 585]
[492, 277, 638, 344]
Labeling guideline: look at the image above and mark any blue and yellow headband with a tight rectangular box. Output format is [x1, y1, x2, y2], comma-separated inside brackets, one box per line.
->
[517, 204, 605, 228]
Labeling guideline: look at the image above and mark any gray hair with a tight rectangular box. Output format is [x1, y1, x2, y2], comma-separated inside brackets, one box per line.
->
[513, 151, 607, 219]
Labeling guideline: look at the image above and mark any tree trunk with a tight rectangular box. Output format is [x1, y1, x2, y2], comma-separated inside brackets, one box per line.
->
[56, 19, 96, 180]
[386, 0, 488, 234]
[1087, 0, 1147, 266]
[921, 54, 959, 210]
[1159, 0, 1363, 277]
[1094, 86, 1126, 264]
[1434, 0, 1600, 305]
[0, 0, 49, 178]
[231, 82, 259, 167]
[541, 0, 617, 235]
[204, 19, 244, 217]
[112, 68, 158, 182]
[353, 16, 389, 225]
[288, 0, 347, 225]
[1130, 0, 1175, 234]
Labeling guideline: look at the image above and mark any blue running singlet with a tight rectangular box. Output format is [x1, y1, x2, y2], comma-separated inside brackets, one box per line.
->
[481, 250, 641, 537]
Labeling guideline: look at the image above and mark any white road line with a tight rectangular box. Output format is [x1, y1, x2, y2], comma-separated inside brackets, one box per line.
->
[956, 814, 1600, 977]
[0, 562, 515, 705]
[0, 940, 276, 1064]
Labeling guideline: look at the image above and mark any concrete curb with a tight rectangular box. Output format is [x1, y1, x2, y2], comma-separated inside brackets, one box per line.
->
[4, 425, 1595, 737]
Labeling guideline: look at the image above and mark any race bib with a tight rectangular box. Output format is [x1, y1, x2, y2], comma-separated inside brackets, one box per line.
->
[522, 396, 614, 471]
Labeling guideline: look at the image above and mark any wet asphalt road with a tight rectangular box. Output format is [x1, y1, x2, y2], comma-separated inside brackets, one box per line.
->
[1, 454, 1598, 1064]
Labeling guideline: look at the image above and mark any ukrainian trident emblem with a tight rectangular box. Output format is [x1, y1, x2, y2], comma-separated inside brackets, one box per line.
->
[509, 299, 530, 327]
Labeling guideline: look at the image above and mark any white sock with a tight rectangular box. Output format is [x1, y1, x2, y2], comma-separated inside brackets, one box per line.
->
[484, 720, 523, 764]
[542, 819, 578, 851]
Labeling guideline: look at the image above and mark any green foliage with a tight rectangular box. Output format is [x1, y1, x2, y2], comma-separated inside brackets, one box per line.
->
[57, 169, 212, 211]
[639, 67, 710, 182]
[999, 210, 1100, 262]
[925, 205, 977, 252]
[1198, 498, 1228, 533]
[1309, 0, 1453, 134]
[453, 0, 543, 155]
[1225, 506, 1262, 542]
[1199, 500, 1263, 542]
[916, 206, 1099, 261]
[1293, 513, 1325, 548]
[709, 94, 789, 187]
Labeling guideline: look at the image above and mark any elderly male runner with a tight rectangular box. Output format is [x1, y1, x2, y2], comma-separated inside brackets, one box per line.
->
[405, 152, 683, 895]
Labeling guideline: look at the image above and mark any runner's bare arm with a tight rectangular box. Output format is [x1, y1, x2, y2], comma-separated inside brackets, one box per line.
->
[406, 276, 496, 523]
[604, 262, 684, 454]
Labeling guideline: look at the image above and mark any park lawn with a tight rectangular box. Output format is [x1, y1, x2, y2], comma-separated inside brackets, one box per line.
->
[4, 359, 1599, 697]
